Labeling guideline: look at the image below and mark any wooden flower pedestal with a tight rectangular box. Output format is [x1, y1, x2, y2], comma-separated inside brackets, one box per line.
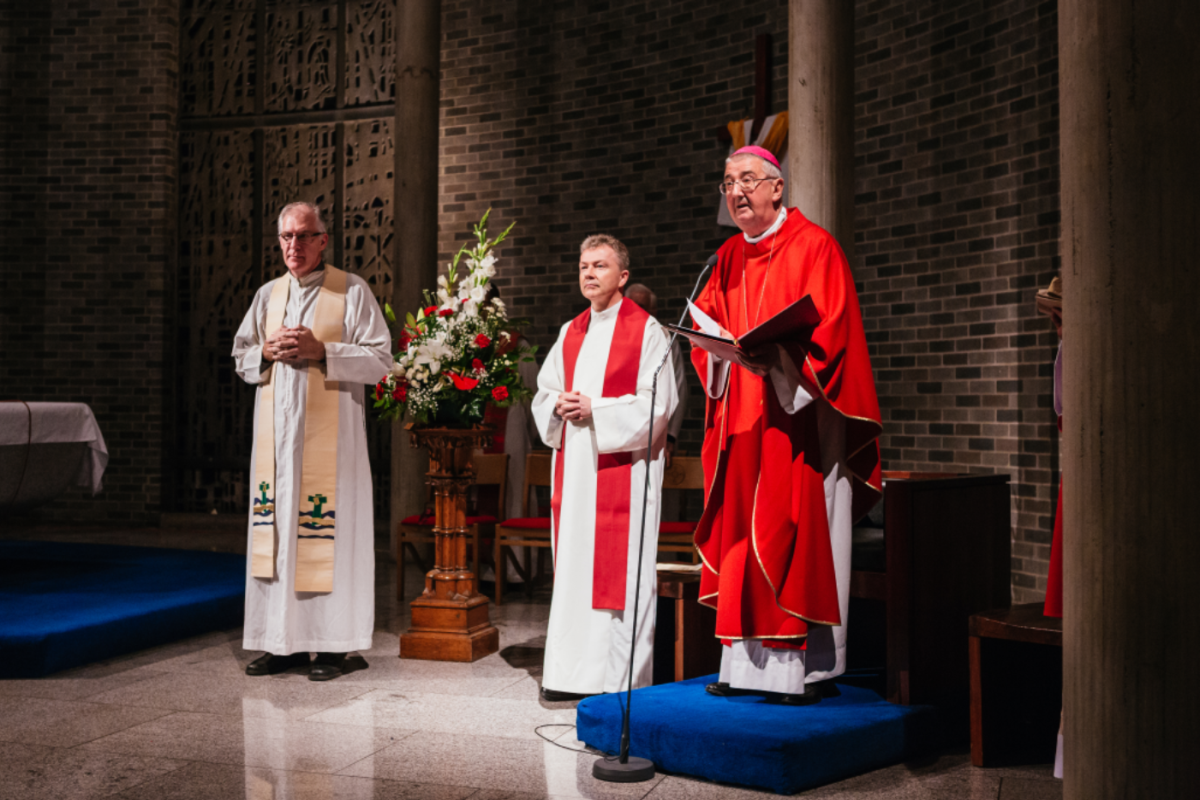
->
[399, 425, 500, 662]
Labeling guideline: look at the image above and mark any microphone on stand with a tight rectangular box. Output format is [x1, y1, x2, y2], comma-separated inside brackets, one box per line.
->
[593, 253, 718, 784]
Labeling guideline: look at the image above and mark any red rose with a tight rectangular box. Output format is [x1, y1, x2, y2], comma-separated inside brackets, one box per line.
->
[374, 382, 385, 401]
[475, 333, 491, 348]
[392, 384, 407, 402]
[423, 305, 438, 317]
[397, 332, 411, 352]
[472, 358, 485, 373]
[439, 307, 454, 317]
[491, 385, 509, 402]
[450, 373, 480, 391]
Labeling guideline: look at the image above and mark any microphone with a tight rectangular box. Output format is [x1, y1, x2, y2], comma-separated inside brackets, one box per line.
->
[593, 253, 717, 784]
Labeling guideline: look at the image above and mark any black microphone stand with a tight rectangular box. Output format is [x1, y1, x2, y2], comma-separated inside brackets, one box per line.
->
[593, 255, 717, 783]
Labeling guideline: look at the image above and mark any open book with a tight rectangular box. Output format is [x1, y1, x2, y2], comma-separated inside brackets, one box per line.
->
[665, 295, 821, 362]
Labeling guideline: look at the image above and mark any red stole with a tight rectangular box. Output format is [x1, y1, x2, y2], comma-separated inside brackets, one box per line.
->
[551, 297, 649, 610]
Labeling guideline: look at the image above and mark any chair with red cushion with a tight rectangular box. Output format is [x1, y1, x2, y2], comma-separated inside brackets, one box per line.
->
[493, 451, 553, 606]
[395, 452, 508, 601]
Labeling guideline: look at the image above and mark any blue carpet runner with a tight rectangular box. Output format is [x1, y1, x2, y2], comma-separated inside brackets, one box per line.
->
[576, 673, 938, 795]
[0, 541, 245, 678]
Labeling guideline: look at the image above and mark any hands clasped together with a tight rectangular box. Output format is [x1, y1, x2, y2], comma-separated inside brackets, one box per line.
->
[263, 326, 326, 365]
[555, 391, 593, 422]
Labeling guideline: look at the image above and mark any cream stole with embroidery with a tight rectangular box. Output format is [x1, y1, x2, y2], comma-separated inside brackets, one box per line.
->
[251, 265, 346, 593]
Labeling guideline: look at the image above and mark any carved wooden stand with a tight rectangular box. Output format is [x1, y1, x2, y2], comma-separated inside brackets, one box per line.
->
[399, 424, 500, 662]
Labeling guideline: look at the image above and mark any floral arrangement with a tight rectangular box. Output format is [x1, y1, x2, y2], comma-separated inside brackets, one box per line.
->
[374, 210, 536, 426]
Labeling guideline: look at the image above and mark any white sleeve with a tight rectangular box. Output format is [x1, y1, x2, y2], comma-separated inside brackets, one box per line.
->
[532, 325, 568, 448]
[231, 284, 272, 385]
[323, 277, 395, 385]
[768, 345, 816, 415]
[591, 319, 678, 455]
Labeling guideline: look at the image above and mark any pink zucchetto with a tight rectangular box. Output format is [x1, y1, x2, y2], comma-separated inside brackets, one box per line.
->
[731, 145, 780, 170]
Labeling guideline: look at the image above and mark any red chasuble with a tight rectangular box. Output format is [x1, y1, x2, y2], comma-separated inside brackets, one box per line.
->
[550, 297, 650, 610]
[691, 209, 883, 646]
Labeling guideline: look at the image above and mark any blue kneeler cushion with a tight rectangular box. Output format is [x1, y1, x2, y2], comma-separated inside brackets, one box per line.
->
[0, 541, 246, 678]
[576, 674, 938, 795]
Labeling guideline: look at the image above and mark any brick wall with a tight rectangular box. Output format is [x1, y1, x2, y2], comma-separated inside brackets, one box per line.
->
[853, 0, 1061, 603]
[438, 0, 1062, 602]
[0, 0, 178, 524]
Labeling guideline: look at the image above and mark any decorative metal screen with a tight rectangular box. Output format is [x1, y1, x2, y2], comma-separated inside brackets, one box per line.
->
[177, 0, 396, 516]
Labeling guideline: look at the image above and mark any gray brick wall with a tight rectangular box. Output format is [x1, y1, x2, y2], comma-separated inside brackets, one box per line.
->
[0, 0, 178, 524]
[853, 0, 1061, 603]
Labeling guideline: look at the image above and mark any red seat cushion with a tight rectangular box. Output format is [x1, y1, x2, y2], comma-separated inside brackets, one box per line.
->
[659, 521, 698, 535]
[498, 516, 551, 530]
[401, 514, 497, 526]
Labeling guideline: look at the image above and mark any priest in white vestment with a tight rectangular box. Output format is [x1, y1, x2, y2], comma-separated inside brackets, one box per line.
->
[532, 235, 678, 700]
[232, 201, 392, 681]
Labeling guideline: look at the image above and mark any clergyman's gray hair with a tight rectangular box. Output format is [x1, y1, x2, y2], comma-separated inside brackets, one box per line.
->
[579, 233, 630, 272]
[726, 151, 783, 180]
[277, 201, 328, 233]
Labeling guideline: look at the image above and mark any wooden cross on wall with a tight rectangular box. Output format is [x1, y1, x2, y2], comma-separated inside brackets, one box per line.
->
[715, 33, 773, 145]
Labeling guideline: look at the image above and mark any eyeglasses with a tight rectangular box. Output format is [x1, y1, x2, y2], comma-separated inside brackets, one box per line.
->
[718, 176, 778, 195]
[278, 232, 325, 244]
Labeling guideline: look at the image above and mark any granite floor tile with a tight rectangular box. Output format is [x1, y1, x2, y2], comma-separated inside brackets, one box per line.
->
[797, 758, 1003, 799]
[0, 663, 168, 701]
[643, 776, 779, 799]
[80, 710, 412, 773]
[305, 689, 576, 740]
[339, 730, 664, 798]
[0, 696, 173, 748]
[86, 670, 373, 720]
[0, 742, 185, 800]
[111, 760, 478, 800]
[998, 777, 1063, 799]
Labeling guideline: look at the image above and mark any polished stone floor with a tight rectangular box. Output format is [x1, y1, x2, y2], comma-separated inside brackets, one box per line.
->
[0, 527, 1062, 799]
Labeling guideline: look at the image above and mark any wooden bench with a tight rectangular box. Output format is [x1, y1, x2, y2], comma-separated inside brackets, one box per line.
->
[969, 603, 1063, 766]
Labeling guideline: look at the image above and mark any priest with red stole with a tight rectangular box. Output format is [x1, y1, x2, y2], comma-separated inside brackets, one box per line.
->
[531, 234, 678, 701]
[691, 146, 882, 704]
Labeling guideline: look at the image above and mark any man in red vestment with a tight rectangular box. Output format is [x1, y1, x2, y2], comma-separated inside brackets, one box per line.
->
[691, 145, 882, 704]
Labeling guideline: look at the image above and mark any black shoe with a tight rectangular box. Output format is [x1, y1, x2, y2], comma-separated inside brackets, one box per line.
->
[309, 652, 348, 681]
[777, 686, 822, 706]
[705, 681, 754, 697]
[245, 652, 310, 676]
[540, 686, 593, 702]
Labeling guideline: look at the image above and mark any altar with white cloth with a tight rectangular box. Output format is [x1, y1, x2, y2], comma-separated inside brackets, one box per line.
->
[0, 401, 108, 511]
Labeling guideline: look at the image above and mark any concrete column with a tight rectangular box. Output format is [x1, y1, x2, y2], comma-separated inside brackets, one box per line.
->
[1059, 3, 1200, 797]
[787, 0, 854, 256]
[391, 0, 441, 560]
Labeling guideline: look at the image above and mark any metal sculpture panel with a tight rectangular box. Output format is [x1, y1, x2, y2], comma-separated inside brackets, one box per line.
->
[263, 124, 338, 277]
[344, 117, 394, 303]
[264, 2, 339, 113]
[181, 11, 257, 118]
[345, 0, 395, 107]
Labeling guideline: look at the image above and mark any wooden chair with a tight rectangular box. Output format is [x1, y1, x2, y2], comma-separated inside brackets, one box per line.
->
[657, 455, 704, 563]
[395, 452, 508, 601]
[493, 451, 553, 606]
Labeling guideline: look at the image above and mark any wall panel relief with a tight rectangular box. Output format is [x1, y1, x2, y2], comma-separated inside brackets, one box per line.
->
[181, 10, 257, 117]
[344, 118, 394, 301]
[178, 0, 396, 515]
[345, 0, 395, 107]
[265, 2, 339, 112]
[263, 124, 338, 276]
